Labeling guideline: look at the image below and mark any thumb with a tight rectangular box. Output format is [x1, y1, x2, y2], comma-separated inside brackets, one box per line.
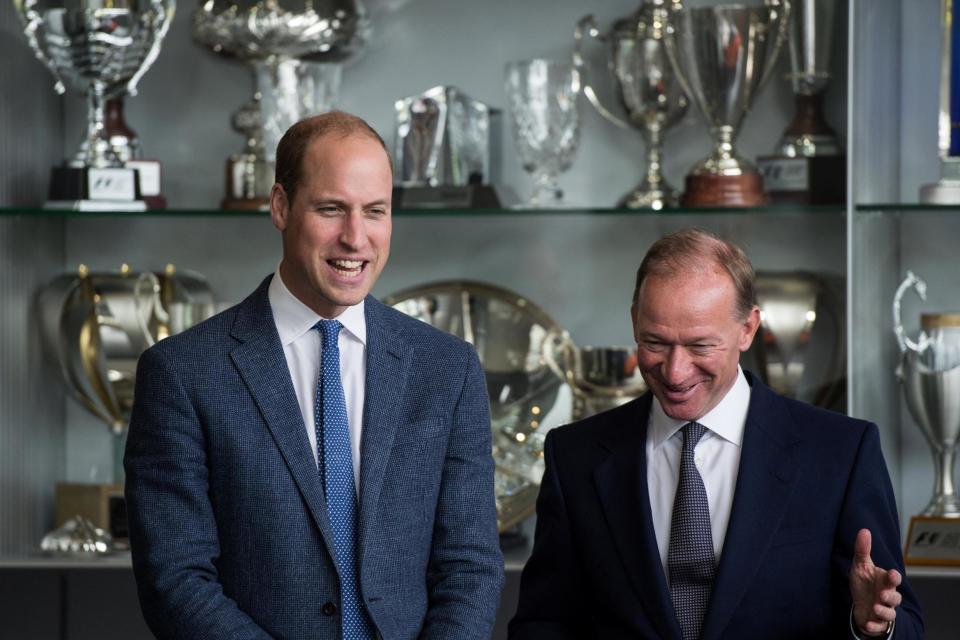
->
[854, 528, 873, 566]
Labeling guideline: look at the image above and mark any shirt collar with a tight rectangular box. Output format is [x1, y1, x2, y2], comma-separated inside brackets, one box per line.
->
[648, 366, 751, 449]
[268, 269, 366, 346]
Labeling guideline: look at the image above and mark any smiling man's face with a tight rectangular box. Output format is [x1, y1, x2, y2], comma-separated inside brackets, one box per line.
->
[631, 267, 760, 422]
[271, 132, 393, 318]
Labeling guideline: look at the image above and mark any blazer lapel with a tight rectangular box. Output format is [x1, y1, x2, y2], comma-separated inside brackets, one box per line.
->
[593, 395, 682, 640]
[700, 377, 802, 640]
[357, 297, 412, 554]
[228, 276, 338, 557]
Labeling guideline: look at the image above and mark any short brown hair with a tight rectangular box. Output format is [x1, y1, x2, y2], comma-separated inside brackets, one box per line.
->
[274, 110, 392, 203]
[632, 228, 755, 319]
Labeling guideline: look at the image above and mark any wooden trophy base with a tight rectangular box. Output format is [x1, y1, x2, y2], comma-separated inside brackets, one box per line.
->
[681, 173, 769, 208]
[221, 197, 270, 212]
[904, 515, 960, 566]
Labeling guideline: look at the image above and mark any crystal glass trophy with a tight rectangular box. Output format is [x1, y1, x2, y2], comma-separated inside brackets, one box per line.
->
[664, 2, 791, 207]
[893, 271, 960, 565]
[574, 0, 689, 209]
[192, 0, 369, 210]
[921, 0, 960, 203]
[504, 59, 582, 208]
[757, 0, 845, 204]
[384, 280, 573, 536]
[14, 0, 175, 210]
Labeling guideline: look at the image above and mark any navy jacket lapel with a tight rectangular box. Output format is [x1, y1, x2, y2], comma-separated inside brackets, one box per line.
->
[593, 395, 682, 640]
[701, 374, 802, 640]
[357, 297, 412, 552]
[228, 276, 338, 556]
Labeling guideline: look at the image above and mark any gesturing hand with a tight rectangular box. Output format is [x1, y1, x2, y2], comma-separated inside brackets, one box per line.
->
[850, 528, 902, 637]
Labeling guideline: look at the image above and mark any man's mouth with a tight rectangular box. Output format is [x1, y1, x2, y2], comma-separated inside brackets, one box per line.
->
[328, 259, 366, 277]
[662, 381, 699, 401]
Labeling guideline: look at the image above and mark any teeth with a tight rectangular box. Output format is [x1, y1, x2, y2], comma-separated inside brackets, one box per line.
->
[331, 259, 363, 272]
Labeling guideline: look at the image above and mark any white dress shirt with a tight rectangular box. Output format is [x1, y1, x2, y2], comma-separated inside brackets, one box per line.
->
[646, 366, 750, 581]
[268, 271, 366, 491]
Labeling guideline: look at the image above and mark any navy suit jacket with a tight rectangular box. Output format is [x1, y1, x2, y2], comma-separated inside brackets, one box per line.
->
[509, 372, 923, 639]
[124, 276, 504, 639]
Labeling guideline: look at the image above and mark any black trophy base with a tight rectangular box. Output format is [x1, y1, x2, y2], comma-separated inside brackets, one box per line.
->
[393, 184, 501, 210]
[48, 165, 144, 210]
[757, 154, 846, 205]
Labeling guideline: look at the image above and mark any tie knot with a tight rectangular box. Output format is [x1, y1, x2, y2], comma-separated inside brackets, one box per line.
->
[314, 319, 342, 348]
[682, 422, 707, 450]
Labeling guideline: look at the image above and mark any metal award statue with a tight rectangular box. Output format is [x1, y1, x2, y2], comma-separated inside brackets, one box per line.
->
[192, 0, 369, 210]
[921, 0, 960, 203]
[383, 281, 573, 538]
[893, 271, 960, 565]
[14, 0, 175, 210]
[574, 0, 689, 209]
[757, 0, 845, 204]
[665, 1, 791, 207]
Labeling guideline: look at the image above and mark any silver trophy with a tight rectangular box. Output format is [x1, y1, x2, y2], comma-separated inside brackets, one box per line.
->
[393, 86, 502, 208]
[665, 1, 791, 207]
[574, 0, 689, 209]
[40, 265, 215, 479]
[544, 334, 647, 420]
[383, 281, 573, 533]
[14, 0, 175, 209]
[893, 271, 960, 519]
[192, 0, 369, 209]
[504, 59, 582, 208]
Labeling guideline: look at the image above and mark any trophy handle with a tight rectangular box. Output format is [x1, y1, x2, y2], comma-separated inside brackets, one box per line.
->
[133, 271, 164, 347]
[542, 327, 576, 387]
[893, 270, 930, 354]
[574, 15, 631, 130]
[759, 0, 794, 90]
[14, 0, 66, 94]
[126, 0, 177, 96]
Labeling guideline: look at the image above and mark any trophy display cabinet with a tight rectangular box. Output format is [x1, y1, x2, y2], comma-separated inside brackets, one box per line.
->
[1, 0, 958, 638]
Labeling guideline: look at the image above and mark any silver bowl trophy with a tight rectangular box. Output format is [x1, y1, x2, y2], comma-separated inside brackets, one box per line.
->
[393, 86, 502, 209]
[192, 0, 369, 210]
[504, 59, 582, 208]
[893, 271, 960, 565]
[14, 0, 175, 211]
[544, 334, 647, 421]
[756, 0, 845, 205]
[665, 1, 791, 207]
[383, 281, 573, 540]
[574, 0, 689, 209]
[921, 0, 960, 203]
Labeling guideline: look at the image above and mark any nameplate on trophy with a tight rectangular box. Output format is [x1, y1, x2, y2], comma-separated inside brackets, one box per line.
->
[756, 155, 846, 205]
[904, 516, 960, 566]
[47, 166, 146, 210]
[127, 159, 166, 209]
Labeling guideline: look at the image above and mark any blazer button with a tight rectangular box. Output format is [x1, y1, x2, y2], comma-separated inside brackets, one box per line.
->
[321, 602, 338, 616]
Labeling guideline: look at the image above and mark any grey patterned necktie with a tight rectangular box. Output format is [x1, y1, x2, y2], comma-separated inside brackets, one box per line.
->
[668, 421, 716, 640]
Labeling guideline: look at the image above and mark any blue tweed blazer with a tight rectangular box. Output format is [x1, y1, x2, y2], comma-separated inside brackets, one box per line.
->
[124, 275, 504, 639]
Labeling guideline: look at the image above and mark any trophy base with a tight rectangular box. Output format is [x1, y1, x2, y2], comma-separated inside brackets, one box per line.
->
[904, 515, 960, 566]
[55, 482, 129, 549]
[618, 185, 679, 210]
[126, 159, 165, 209]
[393, 185, 501, 209]
[919, 180, 960, 204]
[681, 173, 768, 207]
[221, 197, 270, 211]
[49, 166, 142, 204]
[756, 154, 846, 205]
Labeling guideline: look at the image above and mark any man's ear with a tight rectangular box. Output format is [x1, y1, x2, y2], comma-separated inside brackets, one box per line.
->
[738, 304, 762, 352]
[270, 183, 289, 231]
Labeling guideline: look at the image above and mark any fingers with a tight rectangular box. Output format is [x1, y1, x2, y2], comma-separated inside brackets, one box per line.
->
[884, 568, 902, 588]
[854, 528, 873, 565]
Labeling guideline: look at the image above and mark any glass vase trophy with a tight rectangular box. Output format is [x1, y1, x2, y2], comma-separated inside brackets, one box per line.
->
[14, 0, 175, 210]
[921, 0, 960, 203]
[893, 271, 960, 565]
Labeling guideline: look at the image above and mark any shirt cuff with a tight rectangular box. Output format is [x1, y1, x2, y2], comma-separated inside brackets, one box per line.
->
[849, 605, 895, 639]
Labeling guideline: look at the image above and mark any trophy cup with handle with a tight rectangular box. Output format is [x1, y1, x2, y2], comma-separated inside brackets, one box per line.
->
[14, 0, 175, 210]
[757, 0, 845, 204]
[574, 0, 689, 209]
[664, 1, 791, 207]
[192, 0, 369, 210]
[893, 270, 960, 565]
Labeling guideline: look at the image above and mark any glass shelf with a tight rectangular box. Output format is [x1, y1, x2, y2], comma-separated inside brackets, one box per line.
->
[856, 202, 960, 213]
[0, 204, 845, 218]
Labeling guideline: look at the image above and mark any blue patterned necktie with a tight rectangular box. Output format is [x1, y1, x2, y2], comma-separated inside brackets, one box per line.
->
[668, 421, 716, 640]
[315, 319, 375, 639]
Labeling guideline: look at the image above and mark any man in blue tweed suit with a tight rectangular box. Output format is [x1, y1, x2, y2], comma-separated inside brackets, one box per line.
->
[124, 111, 504, 639]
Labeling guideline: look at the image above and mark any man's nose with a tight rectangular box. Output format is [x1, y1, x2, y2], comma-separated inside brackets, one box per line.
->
[338, 211, 368, 249]
[662, 346, 692, 383]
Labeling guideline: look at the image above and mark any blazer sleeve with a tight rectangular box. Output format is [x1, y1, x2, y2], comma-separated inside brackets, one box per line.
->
[419, 346, 506, 639]
[123, 346, 273, 640]
[831, 422, 924, 640]
[508, 429, 591, 640]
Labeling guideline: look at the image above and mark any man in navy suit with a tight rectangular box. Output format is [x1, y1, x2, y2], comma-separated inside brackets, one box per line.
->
[124, 111, 503, 639]
[509, 229, 923, 639]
